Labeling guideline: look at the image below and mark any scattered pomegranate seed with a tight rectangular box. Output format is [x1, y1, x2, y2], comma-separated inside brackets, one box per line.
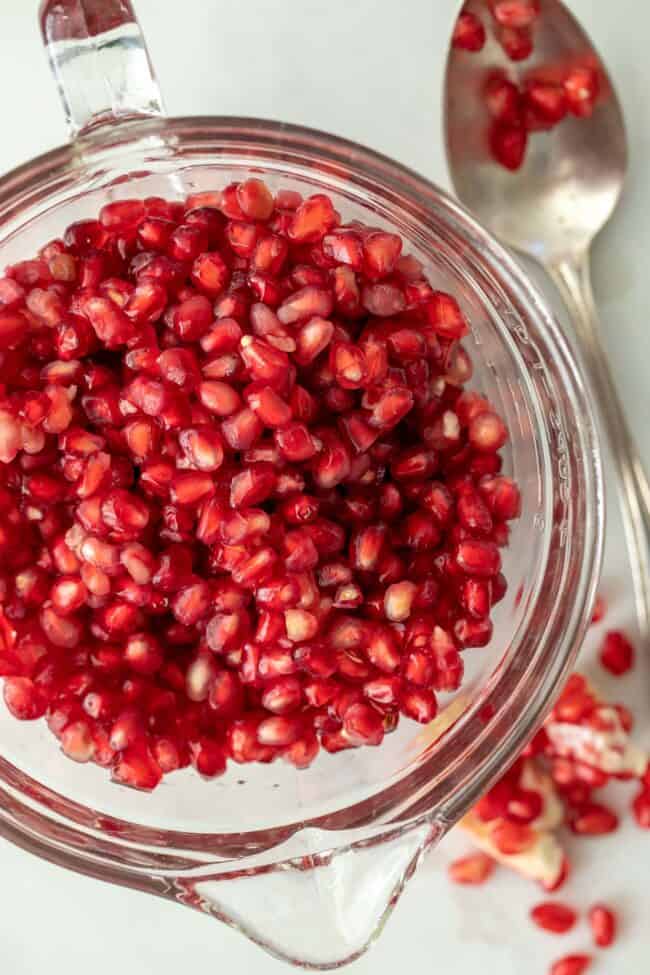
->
[489, 122, 528, 171]
[524, 80, 568, 128]
[564, 67, 600, 118]
[491, 820, 536, 855]
[588, 904, 616, 948]
[498, 25, 533, 62]
[489, 0, 540, 29]
[549, 955, 592, 975]
[599, 630, 635, 676]
[0, 179, 518, 789]
[569, 802, 619, 836]
[530, 902, 577, 935]
[448, 852, 495, 885]
[452, 11, 486, 52]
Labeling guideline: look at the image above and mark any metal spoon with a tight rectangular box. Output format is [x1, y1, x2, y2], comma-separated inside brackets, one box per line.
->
[444, 0, 650, 639]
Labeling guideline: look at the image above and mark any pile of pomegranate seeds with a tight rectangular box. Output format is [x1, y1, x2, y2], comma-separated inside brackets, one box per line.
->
[452, 1, 602, 170]
[448, 607, 648, 972]
[0, 179, 520, 789]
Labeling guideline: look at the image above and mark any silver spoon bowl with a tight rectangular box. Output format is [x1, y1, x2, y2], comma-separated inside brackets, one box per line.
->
[445, 0, 650, 639]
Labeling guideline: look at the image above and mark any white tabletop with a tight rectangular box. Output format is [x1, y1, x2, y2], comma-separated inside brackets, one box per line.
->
[0, 2, 648, 972]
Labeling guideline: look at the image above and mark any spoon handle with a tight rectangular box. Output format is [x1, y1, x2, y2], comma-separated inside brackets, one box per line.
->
[548, 253, 650, 641]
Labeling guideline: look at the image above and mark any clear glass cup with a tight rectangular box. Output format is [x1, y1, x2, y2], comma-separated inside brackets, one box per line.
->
[0, 1, 603, 967]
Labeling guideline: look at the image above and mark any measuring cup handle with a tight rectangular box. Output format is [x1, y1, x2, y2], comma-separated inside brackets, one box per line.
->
[39, 0, 165, 139]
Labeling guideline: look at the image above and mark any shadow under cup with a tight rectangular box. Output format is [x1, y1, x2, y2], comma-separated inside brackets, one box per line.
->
[0, 118, 603, 968]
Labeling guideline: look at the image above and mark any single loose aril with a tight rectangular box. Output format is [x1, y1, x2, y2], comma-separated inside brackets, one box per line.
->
[448, 852, 495, 885]
[453, 11, 486, 52]
[530, 902, 577, 935]
[599, 630, 635, 676]
[0, 178, 519, 789]
[549, 955, 592, 975]
[588, 904, 616, 948]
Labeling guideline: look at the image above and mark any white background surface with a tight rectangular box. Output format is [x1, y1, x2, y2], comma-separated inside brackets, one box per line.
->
[0, 1, 648, 972]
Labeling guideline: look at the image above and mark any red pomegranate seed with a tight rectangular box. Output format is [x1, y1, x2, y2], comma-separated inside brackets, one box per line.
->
[569, 802, 619, 836]
[3, 677, 47, 720]
[489, 0, 540, 28]
[61, 720, 96, 763]
[492, 821, 536, 855]
[343, 702, 384, 746]
[456, 539, 501, 577]
[490, 120, 528, 170]
[50, 576, 88, 615]
[178, 427, 224, 471]
[448, 853, 495, 885]
[485, 75, 522, 124]
[288, 194, 338, 243]
[124, 633, 164, 675]
[524, 80, 568, 127]
[453, 11, 486, 52]
[588, 904, 616, 948]
[112, 744, 162, 791]
[599, 630, 635, 676]
[549, 956, 592, 975]
[497, 25, 533, 61]
[191, 738, 227, 778]
[564, 67, 600, 118]
[191, 252, 229, 296]
[530, 902, 577, 935]
[400, 686, 437, 723]
[384, 581, 417, 621]
[361, 283, 405, 317]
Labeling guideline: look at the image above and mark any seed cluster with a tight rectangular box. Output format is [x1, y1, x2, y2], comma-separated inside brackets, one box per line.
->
[452, 1, 602, 170]
[0, 179, 519, 789]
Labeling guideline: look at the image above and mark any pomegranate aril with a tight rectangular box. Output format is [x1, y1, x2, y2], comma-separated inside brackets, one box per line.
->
[530, 902, 577, 935]
[489, 0, 540, 28]
[497, 25, 533, 61]
[288, 194, 338, 243]
[191, 252, 229, 297]
[3, 677, 47, 720]
[490, 120, 528, 170]
[285, 733, 319, 769]
[191, 738, 227, 778]
[588, 904, 616, 948]
[112, 744, 162, 791]
[209, 670, 243, 715]
[401, 686, 437, 724]
[564, 67, 600, 118]
[492, 820, 536, 855]
[384, 581, 417, 621]
[524, 80, 568, 127]
[448, 853, 495, 885]
[61, 720, 96, 763]
[343, 702, 384, 746]
[485, 75, 522, 124]
[549, 956, 592, 975]
[256, 715, 301, 747]
[170, 471, 215, 506]
[599, 630, 635, 676]
[453, 11, 486, 51]
[569, 802, 619, 836]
